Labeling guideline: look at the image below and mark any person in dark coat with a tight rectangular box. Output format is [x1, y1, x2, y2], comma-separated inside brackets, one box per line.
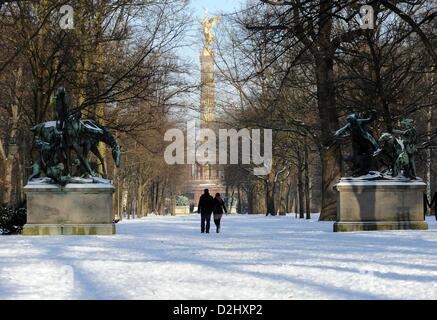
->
[198, 189, 214, 233]
[213, 193, 227, 233]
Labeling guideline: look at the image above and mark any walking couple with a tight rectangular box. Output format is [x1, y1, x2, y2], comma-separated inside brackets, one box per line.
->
[198, 189, 227, 233]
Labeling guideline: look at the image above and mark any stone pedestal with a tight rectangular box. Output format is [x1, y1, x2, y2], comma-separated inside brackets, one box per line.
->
[174, 206, 190, 215]
[23, 183, 116, 235]
[334, 179, 428, 232]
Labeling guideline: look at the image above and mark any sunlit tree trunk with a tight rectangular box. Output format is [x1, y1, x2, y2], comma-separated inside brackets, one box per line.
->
[137, 182, 143, 218]
[264, 181, 275, 215]
[304, 143, 311, 219]
[237, 185, 242, 214]
[297, 151, 304, 219]
[3, 145, 18, 205]
[426, 70, 434, 211]
[2, 104, 19, 205]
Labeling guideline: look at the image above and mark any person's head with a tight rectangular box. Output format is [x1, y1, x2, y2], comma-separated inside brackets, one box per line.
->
[204, 189, 209, 195]
[215, 193, 221, 198]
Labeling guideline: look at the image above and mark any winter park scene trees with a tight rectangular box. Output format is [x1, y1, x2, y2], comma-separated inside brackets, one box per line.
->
[0, 0, 436, 300]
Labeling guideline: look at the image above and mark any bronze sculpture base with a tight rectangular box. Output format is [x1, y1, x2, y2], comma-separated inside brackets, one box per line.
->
[334, 178, 428, 232]
[23, 181, 116, 236]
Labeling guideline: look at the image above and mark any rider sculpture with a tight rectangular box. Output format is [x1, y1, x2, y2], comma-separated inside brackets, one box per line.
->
[29, 87, 121, 185]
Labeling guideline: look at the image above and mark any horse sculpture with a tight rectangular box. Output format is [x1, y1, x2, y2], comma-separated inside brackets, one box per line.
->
[29, 87, 121, 184]
[29, 119, 121, 182]
[78, 119, 121, 178]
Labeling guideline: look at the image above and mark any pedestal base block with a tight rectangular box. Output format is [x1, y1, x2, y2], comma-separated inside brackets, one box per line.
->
[23, 223, 116, 235]
[334, 221, 428, 232]
[334, 179, 428, 232]
[23, 182, 116, 236]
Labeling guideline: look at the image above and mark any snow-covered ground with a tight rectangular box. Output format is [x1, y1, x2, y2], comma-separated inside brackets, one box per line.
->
[0, 214, 436, 300]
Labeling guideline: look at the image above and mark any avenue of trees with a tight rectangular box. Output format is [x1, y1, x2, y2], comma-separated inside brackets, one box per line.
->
[214, 0, 436, 219]
[0, 0, 191, 218]
[0, 0, 436, 219]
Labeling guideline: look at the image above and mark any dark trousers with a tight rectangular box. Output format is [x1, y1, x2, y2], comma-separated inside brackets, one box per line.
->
[214, 218, 221, 231]
[201, 212, 212, 233]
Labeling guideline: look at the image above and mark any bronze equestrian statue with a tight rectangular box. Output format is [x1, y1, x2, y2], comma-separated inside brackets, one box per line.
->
[29, 87, 121, 185]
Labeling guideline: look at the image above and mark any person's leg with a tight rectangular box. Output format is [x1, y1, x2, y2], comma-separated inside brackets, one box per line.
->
[206, 213, 211, 233]
[201, 213, 205, 233]
[216, 218, 221, 233]
[214, 219, 219, 232]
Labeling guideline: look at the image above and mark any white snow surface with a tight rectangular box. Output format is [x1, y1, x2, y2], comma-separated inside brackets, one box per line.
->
[0, 214, 436, 300]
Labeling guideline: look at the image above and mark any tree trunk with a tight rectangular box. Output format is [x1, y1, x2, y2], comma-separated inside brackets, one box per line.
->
[18, 148, 25, 205]
[0, 138, 6, 161]
[319, 146, 341, 220]
[426, 70, 434, 211]
[247, 185, 254, 214]
[117, 179, 122, 221]
[148, 182, 154, 213]
[304, 143, 311, 219]
[297, 151, 305, 219]
[154, 179, 160, 213]
[316, 1, 342, 221]
[2, 144, 19, 205]
[143, 196, 148, 217]
[126, 189, 132, 219]
[237, 185, 242, 214]
[294, 177, 299, 217]
[137, 183, 143, 218]
[285, 182, 291, 213]
[229, 188, 235, 214]
[265, 182, 275, 215]
[157, 178, 167, 215]
[2, 104, 20, 205]
[225, 184, 229, 208]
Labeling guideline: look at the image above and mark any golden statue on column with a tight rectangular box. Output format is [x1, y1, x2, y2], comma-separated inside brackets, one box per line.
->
[202, 13, 221, 45]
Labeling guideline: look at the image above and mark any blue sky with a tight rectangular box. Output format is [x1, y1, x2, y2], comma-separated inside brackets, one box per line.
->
[190, 0, 238, 18]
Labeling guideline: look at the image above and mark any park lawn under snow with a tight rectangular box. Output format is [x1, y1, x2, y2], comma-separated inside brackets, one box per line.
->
[0, 214, 436, 300]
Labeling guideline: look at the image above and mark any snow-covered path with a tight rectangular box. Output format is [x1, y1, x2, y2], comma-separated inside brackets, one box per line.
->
[0, 214, 436, 300]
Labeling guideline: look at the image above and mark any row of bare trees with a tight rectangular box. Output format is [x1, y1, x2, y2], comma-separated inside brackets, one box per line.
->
[0, 0, 192, 215]
[213, 0, 436, 218]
